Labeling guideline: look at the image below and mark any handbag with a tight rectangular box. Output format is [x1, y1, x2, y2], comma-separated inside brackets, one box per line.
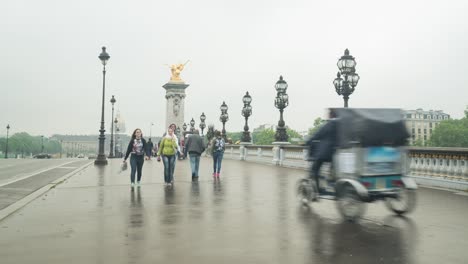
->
[120, 161, 128, 172]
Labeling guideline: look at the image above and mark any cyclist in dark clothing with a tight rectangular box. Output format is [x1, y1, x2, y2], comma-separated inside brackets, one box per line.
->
[306, 109, 338, 193]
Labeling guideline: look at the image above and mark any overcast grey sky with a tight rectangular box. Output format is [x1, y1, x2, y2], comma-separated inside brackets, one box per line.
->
[2, 0, 467, 137]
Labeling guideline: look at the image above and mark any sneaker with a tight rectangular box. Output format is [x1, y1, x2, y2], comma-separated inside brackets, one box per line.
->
[213, 172, 216, 178]
[216, 173, 220, 178]
[131, 182, 135, 188]
[137, 181, 141, 187]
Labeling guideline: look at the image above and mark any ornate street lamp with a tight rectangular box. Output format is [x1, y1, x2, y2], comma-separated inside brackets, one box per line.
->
[219, 101, 229, 140]
[114, 118, 119, 157]
[149, 122, 154, 138]
[5, 124, 10, 159]
[95, 46, 110, 165]
[199, 112, 206, 136]
[115, 124, 120, 158]
[183, 123, 187, 132]
[334, 48, 360, 107]
[241, 92, 252, 142]
[109, 95, 116, 158]
[190, 118, 196, 132]
[274, 76, 289, 142]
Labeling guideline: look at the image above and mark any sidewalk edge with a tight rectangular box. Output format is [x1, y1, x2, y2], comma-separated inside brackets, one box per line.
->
[0, 161, 93, 222]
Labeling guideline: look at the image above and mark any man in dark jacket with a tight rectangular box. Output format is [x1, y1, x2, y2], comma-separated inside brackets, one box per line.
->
[306, 109, 338, 193]
[184, 129, 205, 181]
[145, 138, 154, 159]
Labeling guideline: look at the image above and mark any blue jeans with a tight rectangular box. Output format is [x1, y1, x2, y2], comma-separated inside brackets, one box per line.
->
[212, 151, 224, 173]
[162, 155, 176, 183]
[189, 154, 201, 177]
[130, 154, 144, 183]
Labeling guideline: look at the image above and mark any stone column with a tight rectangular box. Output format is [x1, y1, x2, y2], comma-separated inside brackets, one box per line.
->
[162, 82, 190, 135]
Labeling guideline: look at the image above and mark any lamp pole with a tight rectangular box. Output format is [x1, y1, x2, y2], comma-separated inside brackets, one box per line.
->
[333, 49, 360, 107]
[190, 118, 195, 133]
[114, 118, 119, 156]
[274, 76, 289, 142]
[219, 101, 229, 141]
[150, 123, 154, 138]
[199, 112, 206, 136]
[109, 95, 116, 158]
[241, 92, 252, 143]
[5, 124, 10, 159]
[95, 46, 110, 165]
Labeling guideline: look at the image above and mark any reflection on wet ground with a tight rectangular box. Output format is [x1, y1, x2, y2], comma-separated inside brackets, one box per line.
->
[0, 158, 467, 263]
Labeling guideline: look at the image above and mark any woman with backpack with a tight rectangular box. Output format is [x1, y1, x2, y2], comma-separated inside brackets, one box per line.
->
[211, 130, 225, 179]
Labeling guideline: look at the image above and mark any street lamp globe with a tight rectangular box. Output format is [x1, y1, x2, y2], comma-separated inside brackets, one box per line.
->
[337, 48, 356, 74]
[220, 101, 228, 113]
[110, 95, 116, 104]
[275, 76, 288, 94]
[183, 123, 187, 131]
[220, 112, 229, 122]
[200, 112, 206, 122]
[349, 72, 360, 88]
[190, 118, 195, 127]
[333, 72, 343, 95]
[242, 91, 252, 105]
[99, 47, 110, 66]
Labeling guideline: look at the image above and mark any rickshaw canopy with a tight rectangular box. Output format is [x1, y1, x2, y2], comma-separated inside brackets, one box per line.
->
[333, 108, 410, 148]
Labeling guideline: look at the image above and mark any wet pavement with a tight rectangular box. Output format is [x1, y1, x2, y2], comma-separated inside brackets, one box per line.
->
[0, 159, 91, 210]
[0, 158, 467, 263]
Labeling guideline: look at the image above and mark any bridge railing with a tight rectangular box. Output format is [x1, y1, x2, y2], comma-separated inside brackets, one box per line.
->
[224, 144, 468, 187]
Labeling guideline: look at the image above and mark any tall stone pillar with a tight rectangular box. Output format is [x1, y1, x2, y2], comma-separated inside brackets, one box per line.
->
[163, 82, 189, 134]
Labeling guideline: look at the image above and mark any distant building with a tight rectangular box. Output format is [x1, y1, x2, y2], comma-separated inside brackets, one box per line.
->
[403, 108, 450, 145]
[253, 124, 276, 132]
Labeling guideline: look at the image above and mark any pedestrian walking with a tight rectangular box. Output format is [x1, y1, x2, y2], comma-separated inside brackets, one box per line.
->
[184, 129, 205, 181]
[123, 128, 151, 188]
[157, 127, 178, 186]
[211, 130, 225, 179]
[145, 138, 154, 160]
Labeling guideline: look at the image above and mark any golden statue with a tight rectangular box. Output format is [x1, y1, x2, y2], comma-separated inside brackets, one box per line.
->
[166, 60, 190, 82]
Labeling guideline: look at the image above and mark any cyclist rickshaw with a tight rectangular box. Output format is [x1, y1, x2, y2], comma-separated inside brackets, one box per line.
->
[297, 108, 417, 221]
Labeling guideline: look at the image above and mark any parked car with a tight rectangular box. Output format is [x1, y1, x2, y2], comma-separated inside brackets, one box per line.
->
[33, 153, 52, 159]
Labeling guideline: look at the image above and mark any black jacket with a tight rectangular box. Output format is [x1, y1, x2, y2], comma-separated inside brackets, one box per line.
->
[124, 138, 149, 160]
[307, 119, 337, 162]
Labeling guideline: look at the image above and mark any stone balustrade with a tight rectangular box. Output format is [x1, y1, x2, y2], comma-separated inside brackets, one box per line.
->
[223, 144, 468, 191]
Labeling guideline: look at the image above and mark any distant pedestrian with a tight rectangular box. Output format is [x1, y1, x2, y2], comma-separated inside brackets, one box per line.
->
[123, 128, 150, 188]
[211, 130, 225, 179]
[157, 127, 178, 186]
[145, 138, 154, 159]
[184, 129, 205, 181]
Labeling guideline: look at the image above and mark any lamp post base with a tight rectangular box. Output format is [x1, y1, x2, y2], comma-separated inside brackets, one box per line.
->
[274, 126, 289, 143]
[241, 131, 251, 143]
[94, 155, 108, 165]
